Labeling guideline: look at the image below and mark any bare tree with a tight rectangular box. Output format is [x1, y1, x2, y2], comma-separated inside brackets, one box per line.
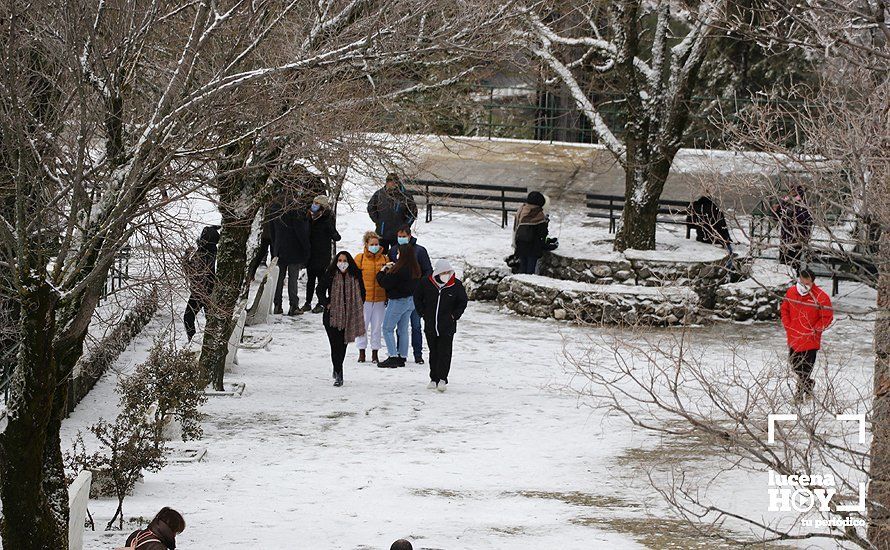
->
[512, 0, 730, 251]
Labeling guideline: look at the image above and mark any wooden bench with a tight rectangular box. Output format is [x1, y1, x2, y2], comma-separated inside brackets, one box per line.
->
[406, 180, 528, 228]
[586, 193, 692, 238]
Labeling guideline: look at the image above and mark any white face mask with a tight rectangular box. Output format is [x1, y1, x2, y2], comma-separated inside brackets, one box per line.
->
[796, 281, 811, 295]
[337, 262, 349, 273]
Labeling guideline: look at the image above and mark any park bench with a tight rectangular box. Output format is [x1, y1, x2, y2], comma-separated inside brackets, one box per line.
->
[406, 179, 528, 228]
[586, 193, 692, 238]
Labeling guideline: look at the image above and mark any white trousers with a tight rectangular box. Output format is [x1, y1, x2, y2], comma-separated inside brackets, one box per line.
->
[355, 301, 386, 350]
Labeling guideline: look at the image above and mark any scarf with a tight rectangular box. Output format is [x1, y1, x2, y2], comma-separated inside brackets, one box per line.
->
[513, 204, 547, 247]
[329, 272, 365, 342]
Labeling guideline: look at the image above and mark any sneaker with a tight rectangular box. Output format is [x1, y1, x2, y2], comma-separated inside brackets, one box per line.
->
[377, 356, 401, 368]
[414, 356, 425, 365]
[397, 357, 407, 368]
[300, 302, 312, 312]
[437, 382, 447, 393]
[427, 380, 438, 390]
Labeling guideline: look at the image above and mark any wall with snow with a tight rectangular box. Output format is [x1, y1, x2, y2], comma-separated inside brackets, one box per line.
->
[496, 275, 700, 326]
[464, 264, 511, 301]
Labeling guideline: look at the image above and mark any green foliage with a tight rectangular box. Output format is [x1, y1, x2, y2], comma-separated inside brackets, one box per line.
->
[119, 340, 208, 442]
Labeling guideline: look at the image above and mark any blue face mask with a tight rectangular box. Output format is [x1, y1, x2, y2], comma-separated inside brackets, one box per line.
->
[368, 244, 381, 254]
[397, 236, 410, 245]
[310, 204, 321, 213]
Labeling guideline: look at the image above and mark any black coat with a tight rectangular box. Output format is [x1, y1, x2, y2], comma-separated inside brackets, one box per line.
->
[307, 210, 341, 272]
[376, 266, 418, 300]
[367, 186, 418, 242]
[514, 213, 549, 258]
[269, 202, 311, 266]
[184, 226, 219, 298]
[387, 237, 432, 277]
[414, 275, 468, 337]
[688, 196, 731, 245]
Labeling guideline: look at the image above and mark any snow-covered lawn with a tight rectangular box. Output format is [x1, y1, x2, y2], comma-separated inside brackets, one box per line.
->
[61, 174, 876, 549]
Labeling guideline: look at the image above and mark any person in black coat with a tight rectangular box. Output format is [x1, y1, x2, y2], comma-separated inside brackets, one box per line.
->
[687, 195, 732, 248]
[367, 173, 418, 250]
[512, 191, 550, 275]
[773, 186, 813, 267]
[388, 225, 432, 363]
[316, 251, 366, 386]
[269, 192, 311, 315]
[376, 244, 421, 368]
[183, 225, 220, 340]
[304, 195, 341, 312]
[413, 259, 468, 392]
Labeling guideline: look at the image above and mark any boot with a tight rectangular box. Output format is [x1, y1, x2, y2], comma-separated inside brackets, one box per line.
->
[398, 356, 407, 368]
[358, 349, 366, 363]
[333, 374, 343, 387]
[274, 304, 283, 315]
[287, 306, 303, 316]
[371, 350, 380, 363]
[414, 355, 425, 365]
[378, 356, 401, 368]
[300, 302, 312, 312]
[311, 304, 324, 314]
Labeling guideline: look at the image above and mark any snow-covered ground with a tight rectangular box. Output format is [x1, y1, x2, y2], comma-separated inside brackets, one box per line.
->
[61, 173, 877, 549]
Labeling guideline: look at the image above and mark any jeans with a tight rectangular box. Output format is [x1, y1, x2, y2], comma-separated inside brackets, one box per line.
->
[519, 255, 539, 275]
[382, 297, 414, 358]
[356, 301, 386, 350]
[274, 263, 302, 308]
[397, 308, 424, 358]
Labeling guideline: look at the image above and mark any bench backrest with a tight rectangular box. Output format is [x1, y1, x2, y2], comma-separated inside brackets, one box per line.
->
[407, 180, 528, 209]
[585, 193, 689, 217]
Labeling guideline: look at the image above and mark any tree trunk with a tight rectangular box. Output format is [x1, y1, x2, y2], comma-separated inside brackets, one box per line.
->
[0, 280, 67, 550]
[613, 147, 673, 252]
[199, 211, 253, 391]
[868, 230, 890, 546]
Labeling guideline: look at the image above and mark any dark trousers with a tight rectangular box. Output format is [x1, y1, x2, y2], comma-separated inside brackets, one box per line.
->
[274, 263, 302, 308]
[519, 255, 539, 275]
[790, 348, 818, 397]
[305, 268, 324, 306]
[426, 331, 454, 384]
[247, 238, 272, 281]
[325, 324, 348, 378]
[183, 296, 206, 340]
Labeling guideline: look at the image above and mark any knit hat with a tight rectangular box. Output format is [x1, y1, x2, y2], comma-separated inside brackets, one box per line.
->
[526, 191, 546, 207]
[313, 195, 330, 207]
[432, 259, 454, 277]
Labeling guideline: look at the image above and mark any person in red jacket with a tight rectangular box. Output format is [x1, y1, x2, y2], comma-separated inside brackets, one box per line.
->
[780, 268, 833, 400]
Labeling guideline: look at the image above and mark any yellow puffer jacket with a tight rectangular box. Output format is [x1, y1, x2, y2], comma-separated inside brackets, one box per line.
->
[355, 249, 388, 302]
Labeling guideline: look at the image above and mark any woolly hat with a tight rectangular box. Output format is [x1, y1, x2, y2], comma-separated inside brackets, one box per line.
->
[526, 191, 547, 207]
[313, 195, 330, 207]
[432, 259, 454, 277]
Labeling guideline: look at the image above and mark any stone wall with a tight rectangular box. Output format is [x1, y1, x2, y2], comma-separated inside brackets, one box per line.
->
[496, 275, 700, 326]
[463, 264, 511, 301]
[539, 250, 728, 287]
[713, 281, 785, 322]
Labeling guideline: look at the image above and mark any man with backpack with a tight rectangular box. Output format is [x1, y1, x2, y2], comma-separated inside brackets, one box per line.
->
[367, 172, 418, 251]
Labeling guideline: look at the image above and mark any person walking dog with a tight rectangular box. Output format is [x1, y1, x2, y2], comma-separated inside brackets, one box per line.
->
[413, 259, 468, 392]
[780, 268, 833, 400]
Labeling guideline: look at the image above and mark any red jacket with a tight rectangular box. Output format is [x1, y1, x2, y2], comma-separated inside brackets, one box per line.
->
[780, 284, 833, 352]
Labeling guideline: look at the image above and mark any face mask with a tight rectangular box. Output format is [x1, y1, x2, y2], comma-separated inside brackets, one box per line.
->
[310, 204, 321, 213]
[368, 244, 381, 254]
[397, 236, 410, 245]
[796, 281, 811, 295]
[435, 272, 452, 284]
[337, 262, 348, 273]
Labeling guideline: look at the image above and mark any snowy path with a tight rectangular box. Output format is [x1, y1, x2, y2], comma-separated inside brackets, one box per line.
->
[77, 301, 655, 549]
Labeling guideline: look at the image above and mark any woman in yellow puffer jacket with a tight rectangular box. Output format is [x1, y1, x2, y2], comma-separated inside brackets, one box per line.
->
[354, 231, 388, 363]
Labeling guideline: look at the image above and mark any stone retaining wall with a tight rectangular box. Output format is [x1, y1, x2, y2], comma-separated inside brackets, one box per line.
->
[496, 275, 700, 326]
[463, 264, 511, 301]
[713, 281, 785, 322]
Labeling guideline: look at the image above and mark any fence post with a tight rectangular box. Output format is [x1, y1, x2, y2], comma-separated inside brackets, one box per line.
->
[487, 88, 494, 140]
[425, 182, 432, 223]
[501, 189, 507, 228]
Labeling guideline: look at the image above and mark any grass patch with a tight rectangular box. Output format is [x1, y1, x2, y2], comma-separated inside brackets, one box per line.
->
[572, 517, 793, 549]
[508, 490, 641, 510]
